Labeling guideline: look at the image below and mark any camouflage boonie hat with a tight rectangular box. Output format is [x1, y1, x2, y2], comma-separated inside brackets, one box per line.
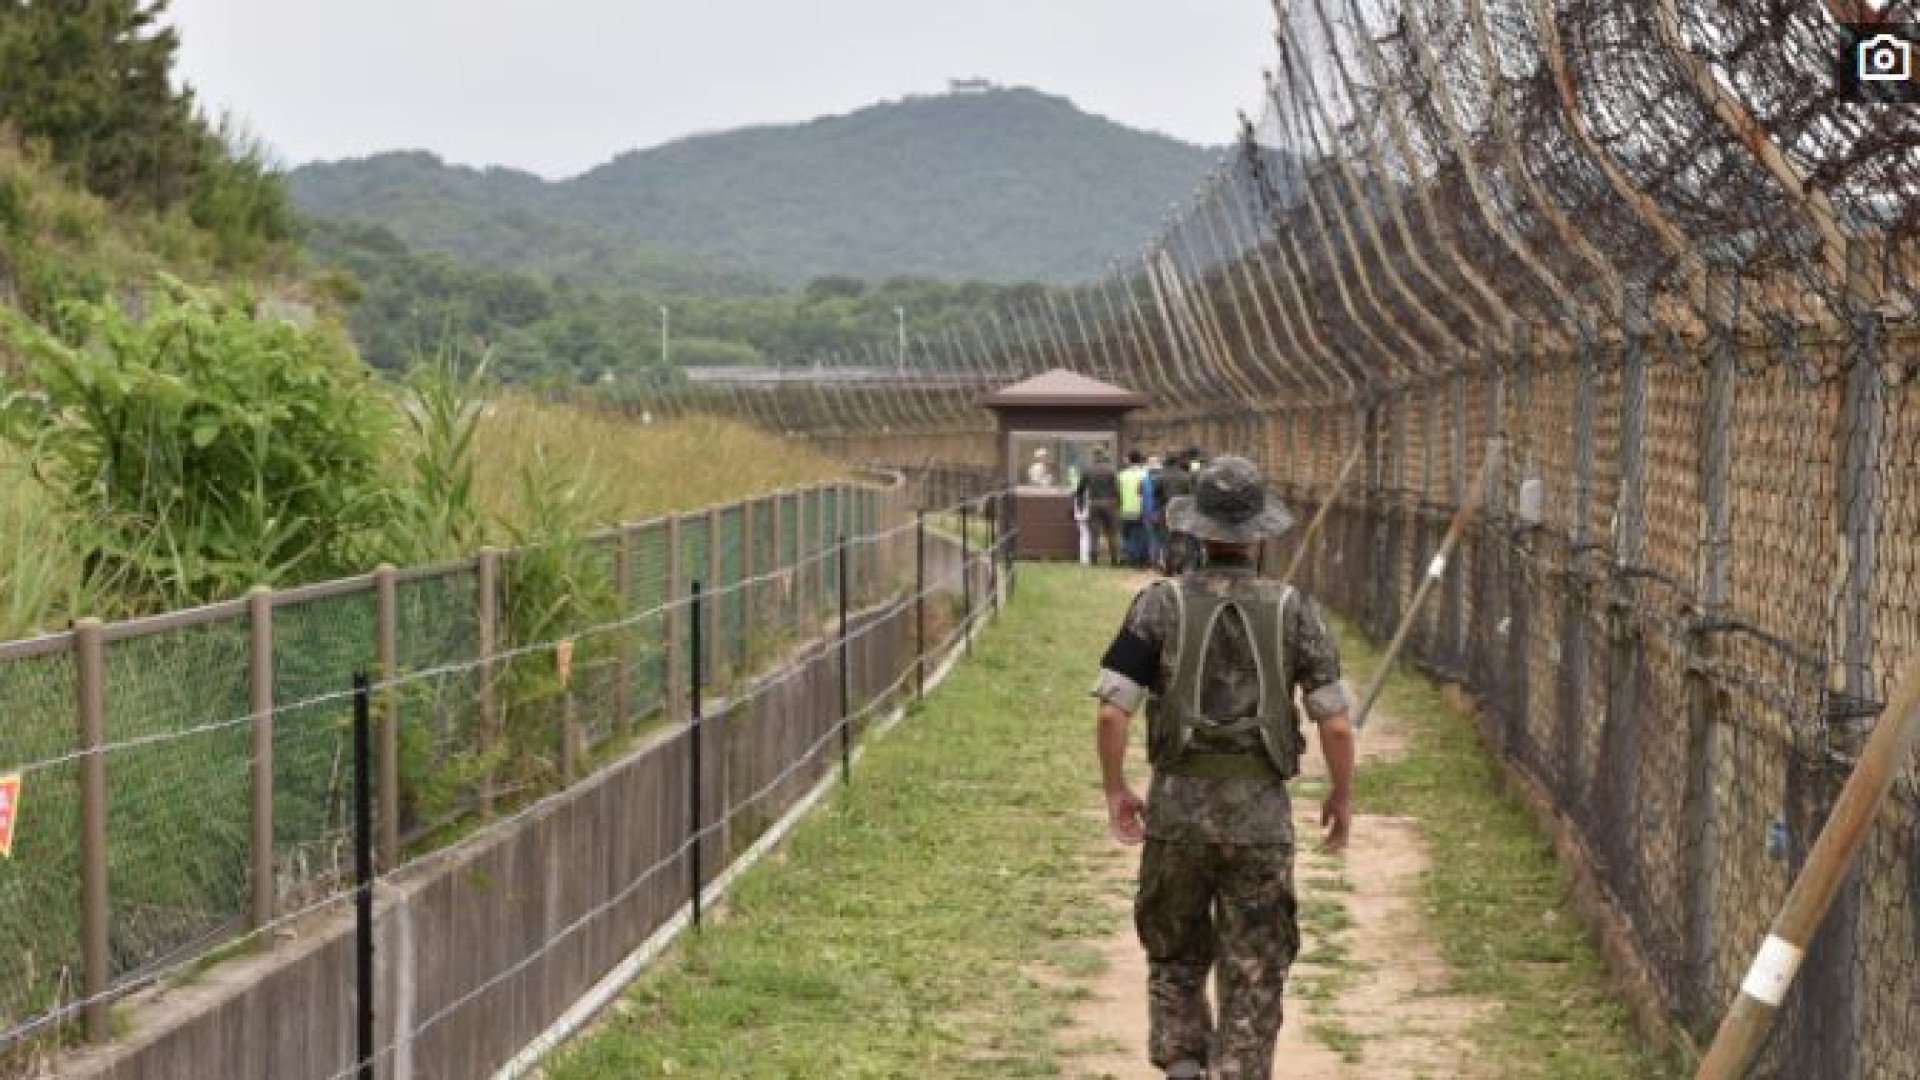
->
[1165, 455, 1294, 544]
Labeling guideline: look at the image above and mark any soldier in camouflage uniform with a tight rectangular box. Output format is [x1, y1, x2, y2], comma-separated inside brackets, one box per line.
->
[1091, 456, 1356, 1079]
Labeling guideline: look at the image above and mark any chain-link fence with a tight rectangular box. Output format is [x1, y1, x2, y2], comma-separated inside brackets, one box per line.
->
[0, 474, 964, 1060]
[1258, 328, 1915, 1074]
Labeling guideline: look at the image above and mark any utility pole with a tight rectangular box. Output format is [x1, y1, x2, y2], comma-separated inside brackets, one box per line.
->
[660, 305, 671, 367]
[895, 306, 907, 370]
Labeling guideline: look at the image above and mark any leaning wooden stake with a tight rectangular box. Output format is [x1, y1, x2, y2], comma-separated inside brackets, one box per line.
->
[1355, 454, 1492, 730]
[1279, 442, 1365, 588]
[1696, 660, 1920, 1078]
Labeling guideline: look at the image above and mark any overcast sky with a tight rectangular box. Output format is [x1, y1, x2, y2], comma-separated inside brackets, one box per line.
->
[163, 0, 1278, 179]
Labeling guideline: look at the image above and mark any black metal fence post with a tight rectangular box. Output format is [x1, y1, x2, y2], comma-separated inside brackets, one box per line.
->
[688, 581, 704, 931]
[351, 672, 375, 1080]
[915, 510, 927, 700]
[839, 537, 851, 783]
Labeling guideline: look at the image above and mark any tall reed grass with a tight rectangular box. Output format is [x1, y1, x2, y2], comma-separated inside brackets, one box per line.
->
[0, 443, 94, 638]
[471, 400, 844, 532]
[0, 392, 844, 641]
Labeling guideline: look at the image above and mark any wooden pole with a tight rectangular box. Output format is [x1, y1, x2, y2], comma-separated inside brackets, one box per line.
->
[74, 617, 110, 1043]
[1695, 663, 1920, 1078]
[247, 586, 275, 932]
[1355, 454, 1493, 729]
[374, 566, 400, 872]
[477, 547, 500, 820]
[1279, 443, 1364, 588]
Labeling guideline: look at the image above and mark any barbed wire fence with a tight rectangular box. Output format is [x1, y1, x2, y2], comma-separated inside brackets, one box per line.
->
[632, 2, 1919, 1073]
[0, 468, 1016, 1073]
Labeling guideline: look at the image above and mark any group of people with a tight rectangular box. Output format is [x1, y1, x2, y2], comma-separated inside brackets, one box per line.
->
[1068, 446, 1210, 574]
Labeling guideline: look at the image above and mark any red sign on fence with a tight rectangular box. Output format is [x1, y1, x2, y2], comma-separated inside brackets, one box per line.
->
[0, 774, 19, 858]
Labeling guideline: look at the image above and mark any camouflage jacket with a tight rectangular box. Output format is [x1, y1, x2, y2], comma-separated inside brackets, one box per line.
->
[1092, 560, 1350, 845]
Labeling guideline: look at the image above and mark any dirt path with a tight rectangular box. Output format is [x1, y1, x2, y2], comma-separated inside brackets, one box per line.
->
[1060, 577, 1488, 1078]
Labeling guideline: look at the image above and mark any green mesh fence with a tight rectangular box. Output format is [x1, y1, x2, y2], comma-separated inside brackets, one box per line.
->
[718, 504, 745, 684]
[779, 493, 800, 633]
[680, 512, 712, 682]
[822, 487, 841, 608]
[800, 488, 821, 626]
[269, 587, 375, 910]
[626, 521, 672, 725]
[567, 537, 624, 752]
[393, 566, 482, 840]
[102, 618, 252, 987]
[0, 645, 85, 1037]
[0, 482, 876, 1049]
[751, 498, 776, 668]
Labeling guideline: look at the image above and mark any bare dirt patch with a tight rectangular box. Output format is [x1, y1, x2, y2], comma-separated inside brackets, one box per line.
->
[1062, 576, 1489, 1078]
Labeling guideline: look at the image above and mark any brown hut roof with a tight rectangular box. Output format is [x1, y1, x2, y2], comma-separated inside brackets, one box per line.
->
[979, 369, 1149, 410]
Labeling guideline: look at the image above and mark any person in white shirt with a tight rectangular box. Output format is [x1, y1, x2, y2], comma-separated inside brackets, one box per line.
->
[1026, 448, 1056, 488]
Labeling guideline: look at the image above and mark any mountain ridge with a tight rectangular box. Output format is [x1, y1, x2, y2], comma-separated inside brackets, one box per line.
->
[290, 87, 1222, 289]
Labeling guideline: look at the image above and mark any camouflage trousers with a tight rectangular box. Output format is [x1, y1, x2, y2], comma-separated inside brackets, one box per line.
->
[1135, 838, 1300, 1079]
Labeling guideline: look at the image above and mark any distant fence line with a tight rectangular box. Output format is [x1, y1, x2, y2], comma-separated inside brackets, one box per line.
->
[0, 465, 1004, 1058]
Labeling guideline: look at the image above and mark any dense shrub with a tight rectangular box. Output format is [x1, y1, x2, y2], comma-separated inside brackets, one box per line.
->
[1, 278, 394, 605]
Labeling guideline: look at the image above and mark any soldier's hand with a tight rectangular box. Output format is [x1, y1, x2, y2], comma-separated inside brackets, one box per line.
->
[1320, 792, 1352, 854]
[1106, 788, 1146, 846]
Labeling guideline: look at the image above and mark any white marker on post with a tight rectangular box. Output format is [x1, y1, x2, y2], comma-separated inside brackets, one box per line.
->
[1739, 935, 1804, 1007]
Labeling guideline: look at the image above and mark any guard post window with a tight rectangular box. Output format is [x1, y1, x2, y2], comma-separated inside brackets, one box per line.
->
[1010, 432, 1117, 494]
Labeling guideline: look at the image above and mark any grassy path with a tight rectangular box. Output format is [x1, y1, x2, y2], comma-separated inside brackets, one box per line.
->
[1330, 624, 1687, 1078]
[548, 564, 1132, 1078]
[548, 564, 1683, 1078]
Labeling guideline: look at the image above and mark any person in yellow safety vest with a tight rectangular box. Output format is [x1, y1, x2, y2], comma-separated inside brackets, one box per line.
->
[1119, 451, 1149, 567]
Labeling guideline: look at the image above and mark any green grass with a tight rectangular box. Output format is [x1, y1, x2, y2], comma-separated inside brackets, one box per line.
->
[549, 564, 1128, 1079]
[1292, 863, 1364, 1062]
[548, 570, 1688, 1078]
[1337, 622, 1689, 1079]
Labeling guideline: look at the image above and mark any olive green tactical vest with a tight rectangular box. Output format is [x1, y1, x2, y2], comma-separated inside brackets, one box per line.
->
[1146, 579, 1304, 777]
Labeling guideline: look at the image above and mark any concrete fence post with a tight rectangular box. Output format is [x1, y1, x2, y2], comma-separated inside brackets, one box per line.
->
[1449, 370, 1469, 665]
[1390, 391, 1408, 631]
[247, 586, 275, 933]
[1505, 332, 1533, 755]
[1563, 325, 1599, 798]
[1684, 273, 1738, 1030]
[75, 617, 110, 1044]
[1779, 280, 1885, 1080]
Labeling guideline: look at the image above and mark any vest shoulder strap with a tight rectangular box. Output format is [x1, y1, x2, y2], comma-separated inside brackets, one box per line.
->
[1168, 580, 1293, 717]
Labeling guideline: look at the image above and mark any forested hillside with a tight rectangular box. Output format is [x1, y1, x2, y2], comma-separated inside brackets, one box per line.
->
[305, 216, 1073, 382]
[291, 87, 1219, 287]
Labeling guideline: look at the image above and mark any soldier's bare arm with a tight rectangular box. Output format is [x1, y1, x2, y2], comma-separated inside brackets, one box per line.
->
[1090, 585, 1171, 846]
[1317, 714, 1355, 853]
[1289, 597, 1355, 853]
[1095, 702, 1144, 844]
